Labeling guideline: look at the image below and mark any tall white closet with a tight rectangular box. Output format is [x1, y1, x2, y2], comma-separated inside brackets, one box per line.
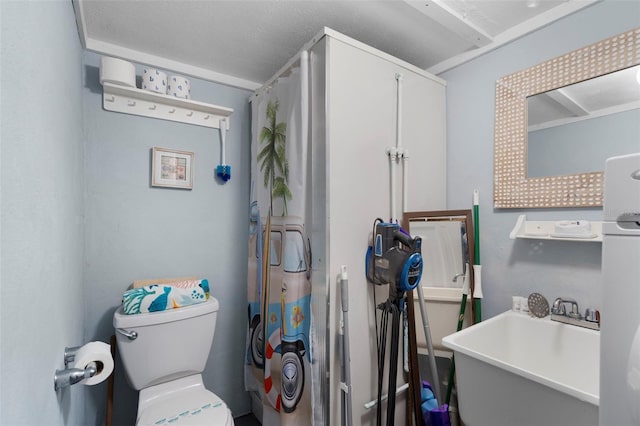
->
[305, 29, 446, 425]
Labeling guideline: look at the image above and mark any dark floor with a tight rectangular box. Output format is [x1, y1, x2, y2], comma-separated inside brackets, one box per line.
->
[234, 413, 261, 426]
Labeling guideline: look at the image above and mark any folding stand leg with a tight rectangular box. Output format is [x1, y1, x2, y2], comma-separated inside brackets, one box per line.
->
[377, 305, 390, 426]
[386, 303, 401, 426]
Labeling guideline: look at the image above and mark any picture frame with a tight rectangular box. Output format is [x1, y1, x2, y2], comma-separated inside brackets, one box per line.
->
[151, 147, 194, 189]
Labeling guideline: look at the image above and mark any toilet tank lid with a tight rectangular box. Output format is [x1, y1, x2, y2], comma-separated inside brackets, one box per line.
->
[113, 297, 219, 329]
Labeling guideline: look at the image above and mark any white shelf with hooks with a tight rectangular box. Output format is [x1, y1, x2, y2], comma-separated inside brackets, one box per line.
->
[102, 82, 233, 129]
[510, 214, 602, 242]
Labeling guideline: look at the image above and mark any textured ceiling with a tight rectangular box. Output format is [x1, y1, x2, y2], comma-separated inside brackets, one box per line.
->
[76, 0, 597, 89]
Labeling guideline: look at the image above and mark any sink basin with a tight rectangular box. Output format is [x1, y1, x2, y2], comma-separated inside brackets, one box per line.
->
[442, 310, 599, 426]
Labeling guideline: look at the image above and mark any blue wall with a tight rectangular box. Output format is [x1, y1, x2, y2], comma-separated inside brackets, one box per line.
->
[81, 52, 253, 424]
[1, 1, 85, 424]
[442, 0, 640, 319]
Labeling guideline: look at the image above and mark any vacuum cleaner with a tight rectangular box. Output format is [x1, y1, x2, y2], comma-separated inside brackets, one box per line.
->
[366, 220, 423, 426]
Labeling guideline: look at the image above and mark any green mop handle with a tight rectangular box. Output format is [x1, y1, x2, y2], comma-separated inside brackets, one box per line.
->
[445, 265, 470, 405]
[473, 189, 482, 324]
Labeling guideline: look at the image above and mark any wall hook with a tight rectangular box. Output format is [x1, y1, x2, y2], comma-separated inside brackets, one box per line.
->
[149, 104, 157, 110]
[127, 100, 136, 107]
[105, 95, 115, 103]
[168, 108, 176, 114]
[186, 111, 194, 117]
[204, 115, 210, 120]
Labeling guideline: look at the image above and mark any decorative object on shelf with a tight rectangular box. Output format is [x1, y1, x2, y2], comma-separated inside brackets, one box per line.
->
[99, 56, 233, 129]
[142, 68, 167, 94]
[168, 75, 191, 99]
[151, 147, 194, 190]
[509, 214, 603, 242]
[100, 56, 136, 88]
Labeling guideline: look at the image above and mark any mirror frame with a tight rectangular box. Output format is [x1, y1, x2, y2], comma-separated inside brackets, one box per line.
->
[494, 27, 640, 208]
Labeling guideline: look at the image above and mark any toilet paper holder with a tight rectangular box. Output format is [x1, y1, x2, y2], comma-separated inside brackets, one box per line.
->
[53, 346, 98, 391]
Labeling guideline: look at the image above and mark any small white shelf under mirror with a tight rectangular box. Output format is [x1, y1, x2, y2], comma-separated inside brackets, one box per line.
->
[510, 214, 602, 242]
[102, 82, 233, 129]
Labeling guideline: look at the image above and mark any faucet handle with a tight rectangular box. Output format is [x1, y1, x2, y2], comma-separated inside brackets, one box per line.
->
[551, 298, 563, 315]
[552, 298, 568, 315]
[585, 308, 600, 323]
[567, 301, 581, 319]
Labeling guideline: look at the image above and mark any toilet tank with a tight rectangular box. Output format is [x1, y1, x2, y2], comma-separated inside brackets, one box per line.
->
[113, 297, 219, 390]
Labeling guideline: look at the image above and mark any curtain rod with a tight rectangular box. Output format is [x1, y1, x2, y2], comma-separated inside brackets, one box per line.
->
[252, 28, 329, 99]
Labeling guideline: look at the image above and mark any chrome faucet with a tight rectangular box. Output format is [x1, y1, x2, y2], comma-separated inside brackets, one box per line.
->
[452, 272, 465, 283]
[551, 297, 600, 330]
[551, 297, 581, 319]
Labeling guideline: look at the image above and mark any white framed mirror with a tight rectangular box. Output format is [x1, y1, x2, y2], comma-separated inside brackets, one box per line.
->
[494, 28, 640, 208]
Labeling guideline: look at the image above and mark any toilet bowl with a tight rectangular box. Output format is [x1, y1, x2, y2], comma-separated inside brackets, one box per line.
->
[113, 297, 234, 425]
[136, 375, 232, 426]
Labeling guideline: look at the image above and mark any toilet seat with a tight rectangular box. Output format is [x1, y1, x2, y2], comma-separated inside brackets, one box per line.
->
[136, 378, 233, 426]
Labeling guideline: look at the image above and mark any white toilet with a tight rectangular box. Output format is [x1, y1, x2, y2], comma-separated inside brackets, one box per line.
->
[113, 297, 234, 425]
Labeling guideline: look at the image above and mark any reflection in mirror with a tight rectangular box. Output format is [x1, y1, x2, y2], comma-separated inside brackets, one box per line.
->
[406, 210, 473, 288]
[527, 64, 640, 177]
[409, 216, 470, 288]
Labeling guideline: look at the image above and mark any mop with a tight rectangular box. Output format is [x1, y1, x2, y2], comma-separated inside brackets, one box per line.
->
[339, 266, 353, 426]
[415, 282, 450, 426]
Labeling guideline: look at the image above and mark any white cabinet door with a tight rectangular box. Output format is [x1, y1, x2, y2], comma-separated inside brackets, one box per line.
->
[325, 36, 446, 426]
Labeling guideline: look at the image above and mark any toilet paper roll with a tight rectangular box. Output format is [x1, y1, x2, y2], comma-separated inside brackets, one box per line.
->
[72, 341, 114, 386]
[167, 75, 191, 99]
[142, 68, 168, 94]
[100, 56, 136, 88]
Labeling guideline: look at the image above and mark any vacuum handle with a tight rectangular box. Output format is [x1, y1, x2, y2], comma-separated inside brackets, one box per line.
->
[393, 230, 416, 249]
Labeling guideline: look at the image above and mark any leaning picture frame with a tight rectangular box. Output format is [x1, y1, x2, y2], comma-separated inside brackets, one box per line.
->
[151, 147, 194, 189]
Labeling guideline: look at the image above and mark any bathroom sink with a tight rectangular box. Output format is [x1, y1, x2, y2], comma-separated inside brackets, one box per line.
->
[442, 310, 599, 426]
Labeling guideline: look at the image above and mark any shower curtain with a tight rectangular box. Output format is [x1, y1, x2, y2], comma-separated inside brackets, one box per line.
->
[246, 52, 314, 426]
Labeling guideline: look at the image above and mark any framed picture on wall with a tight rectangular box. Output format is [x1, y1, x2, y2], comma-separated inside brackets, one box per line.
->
[151, 147, 194, 189]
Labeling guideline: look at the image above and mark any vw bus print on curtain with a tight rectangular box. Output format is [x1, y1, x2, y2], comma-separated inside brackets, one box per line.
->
[246, 64, 314, 426]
